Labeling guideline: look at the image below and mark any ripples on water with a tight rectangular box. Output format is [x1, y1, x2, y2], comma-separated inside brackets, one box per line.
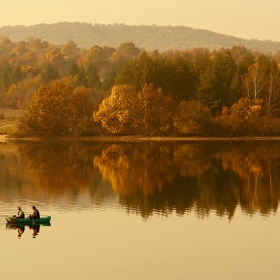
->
[0, 194, 122, 225]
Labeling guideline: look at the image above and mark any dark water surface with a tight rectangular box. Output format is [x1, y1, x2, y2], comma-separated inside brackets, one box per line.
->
[0, 140, 280, 280]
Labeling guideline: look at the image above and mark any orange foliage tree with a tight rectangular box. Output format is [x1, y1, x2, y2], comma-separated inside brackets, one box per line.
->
[137, 84, 175, 135]
[22, 78, 100, 136]
[216, 97, 263, 135]
[68, 87, 97, 136]
[173, 100, 212, 135]
[23, 79, 73, 136]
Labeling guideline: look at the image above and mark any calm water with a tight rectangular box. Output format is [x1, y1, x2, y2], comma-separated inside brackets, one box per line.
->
[0, 140, 280, 280]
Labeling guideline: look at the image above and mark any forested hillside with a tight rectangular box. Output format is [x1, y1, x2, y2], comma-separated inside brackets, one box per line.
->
[1, 34, 280, 137]
[1, 22, 280, 53]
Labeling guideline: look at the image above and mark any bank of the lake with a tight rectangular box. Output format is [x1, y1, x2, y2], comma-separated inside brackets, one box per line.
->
[3, 134, 280, 142]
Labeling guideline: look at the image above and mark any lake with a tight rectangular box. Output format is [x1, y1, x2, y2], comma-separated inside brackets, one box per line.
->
[0, 140, 280, 280]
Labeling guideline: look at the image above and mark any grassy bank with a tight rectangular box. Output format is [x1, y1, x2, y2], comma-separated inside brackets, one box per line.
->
[0, 108, 26, 135]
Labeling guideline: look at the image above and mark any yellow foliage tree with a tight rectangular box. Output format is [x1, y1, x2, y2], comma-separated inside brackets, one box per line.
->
[217, 97, 263, 135]
[94, 85, 138, 134]
[94, 84, 175, 135]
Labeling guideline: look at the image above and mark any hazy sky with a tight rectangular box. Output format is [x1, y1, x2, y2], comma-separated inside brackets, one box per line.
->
[2, 0, 280, 41]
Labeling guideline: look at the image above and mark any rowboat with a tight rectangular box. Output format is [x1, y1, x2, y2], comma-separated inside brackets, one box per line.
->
[6, 216, 51, 225]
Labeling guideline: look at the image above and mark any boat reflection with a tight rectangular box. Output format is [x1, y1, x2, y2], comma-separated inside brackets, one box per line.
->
[6, 223, 51, 239]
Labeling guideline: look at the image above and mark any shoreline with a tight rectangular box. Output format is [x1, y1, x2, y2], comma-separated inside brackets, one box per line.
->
[2, 135, 280, 142]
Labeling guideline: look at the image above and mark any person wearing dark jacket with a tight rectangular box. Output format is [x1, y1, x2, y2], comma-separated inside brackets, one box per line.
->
[14, 207, 25, 219]
[28, 206, 40, 219]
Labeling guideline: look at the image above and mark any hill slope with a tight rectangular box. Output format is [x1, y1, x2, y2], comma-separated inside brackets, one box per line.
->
[0, 22, 280, 53]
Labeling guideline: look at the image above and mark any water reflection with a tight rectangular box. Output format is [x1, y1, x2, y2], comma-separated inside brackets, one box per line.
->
[6, 224, 25, 239]
[30, 224, 40, 238]
[1, 140, 280, 220]
[5, 223, 50, 239]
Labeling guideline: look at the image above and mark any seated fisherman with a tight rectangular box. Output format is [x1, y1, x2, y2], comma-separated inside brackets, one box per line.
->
[13, 207, 25, 219]
[28, 206, 40, 219]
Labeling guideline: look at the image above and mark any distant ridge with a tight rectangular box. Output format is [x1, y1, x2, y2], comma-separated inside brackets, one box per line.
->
[1, 22, 280, 53]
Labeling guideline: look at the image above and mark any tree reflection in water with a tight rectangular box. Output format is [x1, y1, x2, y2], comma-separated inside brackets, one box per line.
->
[1, 140, 280, 219]
[93, 141, 280, 219]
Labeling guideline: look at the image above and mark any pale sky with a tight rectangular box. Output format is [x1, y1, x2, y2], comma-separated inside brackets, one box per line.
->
[1, 0, 280, 41]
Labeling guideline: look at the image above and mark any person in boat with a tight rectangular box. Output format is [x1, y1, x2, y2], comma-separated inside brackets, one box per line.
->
[13, 207, 25, 219]
[28, 206, 40, 220]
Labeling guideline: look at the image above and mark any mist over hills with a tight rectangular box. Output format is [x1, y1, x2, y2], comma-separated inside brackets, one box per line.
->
[0, 22, 280, 53]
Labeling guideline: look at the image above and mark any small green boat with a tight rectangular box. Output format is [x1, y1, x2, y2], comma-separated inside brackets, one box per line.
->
[6, 216, 51, 225]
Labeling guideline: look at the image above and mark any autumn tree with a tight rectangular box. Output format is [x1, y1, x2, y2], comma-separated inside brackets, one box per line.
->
[11, 65, 23, 84]
[137, 84, 175, 135]
[21, 65, 40, 79]
[86, 63, 101, 88]
[67, 60, 80, 77]
[68, 87, 96, 136]
[114, 42, 141, 60]
[83, 45, 105, 70]
[216, 98, 264, 136]
[230, 46, 254, 74]
[5, 76, 42, 108]
[241, 55, 280, 116]
[95, 83, 176, 135]
[242, 60, 266, 100]
[14, 41, 27, 57]
[61, 40, 80, 60]
[41, 62, 59, 82]
[266, 62, 280, 116]
[94, 85, 138, 134]
[76, 66, 87, 87]
[173, 100, 212, 135]
[45, 48, 65, 70]
[102, 66, 117, 90]
[22, 79, 73, 136]
[115, 52, 195, 102]
[190, 48, 210, 77]
[0, 61, 12, 89]
[197, 48, 237, 115]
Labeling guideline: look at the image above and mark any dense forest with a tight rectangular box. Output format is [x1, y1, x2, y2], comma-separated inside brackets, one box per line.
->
[1, 34, 280, 137]
[1, 22, 280, 53]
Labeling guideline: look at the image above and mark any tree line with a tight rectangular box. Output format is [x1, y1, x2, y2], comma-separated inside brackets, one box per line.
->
[1, 36, 280, 136]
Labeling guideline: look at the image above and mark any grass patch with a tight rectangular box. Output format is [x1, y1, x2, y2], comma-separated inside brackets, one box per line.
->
[0, 108, 26, 118]
[0, 108, 26, 135]
[0, 125, 19, 135]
